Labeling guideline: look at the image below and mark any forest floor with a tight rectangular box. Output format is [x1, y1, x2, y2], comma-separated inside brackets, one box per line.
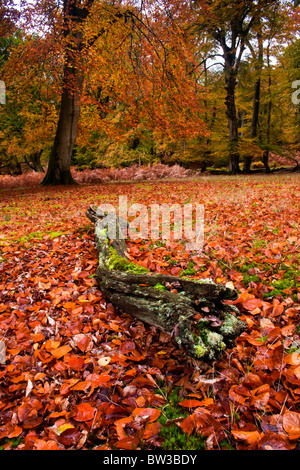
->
[0, 173, 300, 450]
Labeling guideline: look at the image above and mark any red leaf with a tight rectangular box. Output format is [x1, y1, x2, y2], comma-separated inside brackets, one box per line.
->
[120, 341, 136, 354]
[180, 399, 206, 408]
[73, 403, 96, 422]
[65, 355, 85, 371]
[180, 414, 196, 436]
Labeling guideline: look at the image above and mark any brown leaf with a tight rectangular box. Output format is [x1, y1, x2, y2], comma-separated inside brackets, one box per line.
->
[231, 427, 262, 445]
[58, 427, 81, 446]
[132, 408, 161, 422]
[257, 432, 293, 450]
[282, 411, 300, 439]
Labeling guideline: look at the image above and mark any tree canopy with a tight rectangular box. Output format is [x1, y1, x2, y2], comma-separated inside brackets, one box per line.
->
[0, 0, 299, 179]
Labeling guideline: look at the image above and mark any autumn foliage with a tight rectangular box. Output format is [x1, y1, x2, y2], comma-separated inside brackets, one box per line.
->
[0, 174, 300, 450]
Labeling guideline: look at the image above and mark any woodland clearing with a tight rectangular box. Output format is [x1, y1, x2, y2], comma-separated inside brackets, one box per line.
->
[0, 173, 300, 450]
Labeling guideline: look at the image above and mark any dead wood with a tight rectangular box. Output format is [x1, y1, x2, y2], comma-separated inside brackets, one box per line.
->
[86, 205, 246, 362]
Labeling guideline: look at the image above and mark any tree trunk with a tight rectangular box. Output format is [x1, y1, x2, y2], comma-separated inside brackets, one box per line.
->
[25, 150, 44, 172]
[243, 77, 261, 174]
[263, 149, 271, 173]
[42, 46, 83, 185]
[225, 72, 241, 174]
[243, 33, 263, 174]
[86, 205, 246, 364]
[42, 0, 90, 186]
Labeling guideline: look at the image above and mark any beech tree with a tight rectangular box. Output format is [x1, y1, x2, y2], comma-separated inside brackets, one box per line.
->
[41, 0, 97, 185]
[190, 0, 282, 173]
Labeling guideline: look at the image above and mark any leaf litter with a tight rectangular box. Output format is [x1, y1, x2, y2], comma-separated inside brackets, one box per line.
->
[0, 175, 300, 450]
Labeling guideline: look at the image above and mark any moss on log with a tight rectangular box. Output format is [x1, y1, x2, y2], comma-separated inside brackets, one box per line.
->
[86, 205, 246, 362]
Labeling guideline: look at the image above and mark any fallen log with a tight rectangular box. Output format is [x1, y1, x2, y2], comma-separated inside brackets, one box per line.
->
[86, 205, 246, 362]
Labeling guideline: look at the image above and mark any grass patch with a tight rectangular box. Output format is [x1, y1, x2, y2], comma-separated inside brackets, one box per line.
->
[15, 230, 65, 245]
[155, 386, 205, 450]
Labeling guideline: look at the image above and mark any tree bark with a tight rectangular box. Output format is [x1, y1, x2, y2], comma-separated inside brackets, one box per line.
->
[86, 205, 246, 363]
[219, 35, 243, 175]
[42, 1, 91, 186]
[243, 32, 263, 173]
[264, 42, 272, 174]
[41, 60, 82, 185]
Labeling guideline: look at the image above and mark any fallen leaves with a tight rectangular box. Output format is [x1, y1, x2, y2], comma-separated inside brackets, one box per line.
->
[0, 177, 300, 450]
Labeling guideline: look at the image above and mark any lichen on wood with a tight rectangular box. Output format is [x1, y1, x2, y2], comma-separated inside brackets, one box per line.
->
[86, 205, 246, 362]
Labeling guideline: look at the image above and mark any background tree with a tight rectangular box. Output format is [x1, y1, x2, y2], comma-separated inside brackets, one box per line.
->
[0, 34, 59, 174]
[190, 0, 282, 173]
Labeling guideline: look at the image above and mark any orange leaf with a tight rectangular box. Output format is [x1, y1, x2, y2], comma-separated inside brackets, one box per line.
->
[71, 381, 90, 391]
[44, 339, 60, 350]
[180, 399, 206, 408]
[271, 303, 284, 317]
[231, 428, 262, 445]
[34, 439, 59, 450]
[31, 333, 44, 342]
[63, 302, 77, 309]
[73, 403, 96, 422]
[285, 352, 300, 365]
[283, 411, 300, 439]
[242, 298, 262, 310]
[115, 423, 127, 440]
[50, 345, 72, 359]
[180, 414, 196, 436]
[143, 422, 161, 440]
[65, 355, 85, 370]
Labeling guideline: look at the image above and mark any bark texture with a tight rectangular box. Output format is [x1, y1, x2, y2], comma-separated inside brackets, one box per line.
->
[86, 205, 246, 362]
[42, 0, 92, 186]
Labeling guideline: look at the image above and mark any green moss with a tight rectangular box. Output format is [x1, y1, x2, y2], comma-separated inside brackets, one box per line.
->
[154, 283, 168, 291]
[194, 342, 208, 358]
[0, 437, 22, 450]
[155, 387, 205, 450]
[180, 261, 196, 277]
[106, 246, 149, 273]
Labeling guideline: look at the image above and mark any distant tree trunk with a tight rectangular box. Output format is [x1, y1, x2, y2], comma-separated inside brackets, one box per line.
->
[42, 1, 92, 186]
[243, 33, 263, 174]
[25, 150, 44, 172]
[225, 70, 240, 174]
[220, 37, 243, 174]
[264, 42, 272, 174]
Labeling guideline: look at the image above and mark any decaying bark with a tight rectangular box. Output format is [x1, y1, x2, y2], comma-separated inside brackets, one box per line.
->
[86, 205, 246, 362]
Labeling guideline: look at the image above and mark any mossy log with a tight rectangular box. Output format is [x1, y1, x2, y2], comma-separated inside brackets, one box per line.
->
[86, 205, 246, 362]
